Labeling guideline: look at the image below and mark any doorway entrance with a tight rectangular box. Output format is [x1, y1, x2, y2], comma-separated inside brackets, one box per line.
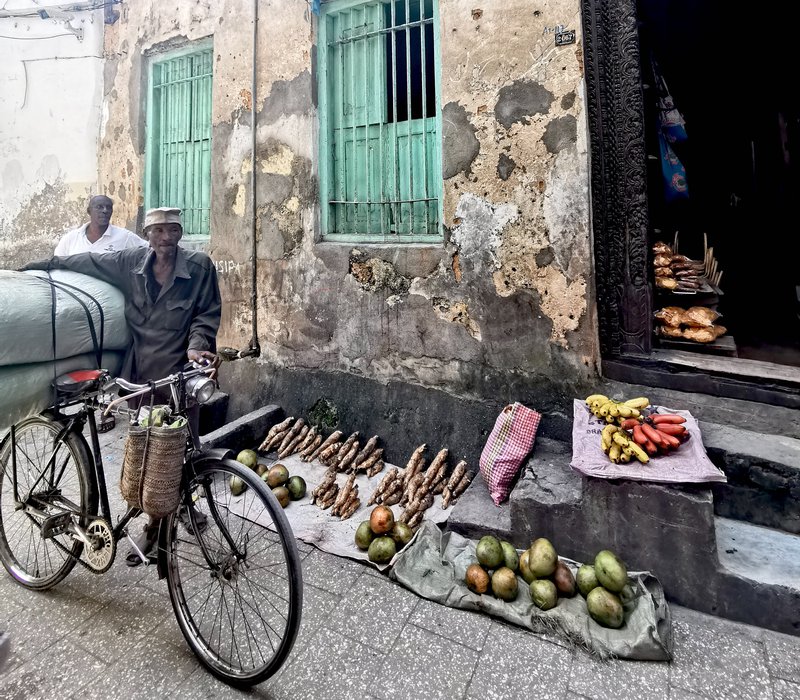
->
[637, 0, 800, 366]
[580, 0, 800, 406]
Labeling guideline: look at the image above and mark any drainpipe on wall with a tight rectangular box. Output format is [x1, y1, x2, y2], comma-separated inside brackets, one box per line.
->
[220, 0, 261, 363]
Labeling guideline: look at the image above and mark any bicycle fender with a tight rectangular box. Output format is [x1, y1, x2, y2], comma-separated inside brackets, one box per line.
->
[195, 447, 235, 462]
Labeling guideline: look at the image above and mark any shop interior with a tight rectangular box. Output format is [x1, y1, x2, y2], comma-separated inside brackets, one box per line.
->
[637, 0, 800, 367]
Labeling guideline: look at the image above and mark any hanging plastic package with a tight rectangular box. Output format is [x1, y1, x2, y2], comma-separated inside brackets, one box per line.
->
[652, 56, 689, 202]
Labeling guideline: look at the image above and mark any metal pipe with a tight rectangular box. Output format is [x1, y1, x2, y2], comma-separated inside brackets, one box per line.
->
[248, 0, 261, 357]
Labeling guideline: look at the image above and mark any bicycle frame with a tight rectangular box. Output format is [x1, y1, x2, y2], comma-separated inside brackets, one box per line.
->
[5, 362, 222, 566]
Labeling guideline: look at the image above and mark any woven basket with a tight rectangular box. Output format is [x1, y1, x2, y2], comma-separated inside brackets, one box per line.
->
[120, 423, 188, 519]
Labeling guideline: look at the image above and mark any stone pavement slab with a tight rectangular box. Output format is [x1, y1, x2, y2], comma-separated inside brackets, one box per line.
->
[2, 423, 800, 698]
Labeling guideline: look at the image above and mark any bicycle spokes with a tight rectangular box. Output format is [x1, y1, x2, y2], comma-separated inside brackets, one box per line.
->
[166, 464, 299, 682]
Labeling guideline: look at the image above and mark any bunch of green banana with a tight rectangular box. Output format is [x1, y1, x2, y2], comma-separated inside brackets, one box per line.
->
[600, 425, 650, 464]
[585, 394, 650, 425]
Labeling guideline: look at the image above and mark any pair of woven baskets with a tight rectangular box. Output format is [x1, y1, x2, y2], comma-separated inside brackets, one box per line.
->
[120, 422, 188, 519]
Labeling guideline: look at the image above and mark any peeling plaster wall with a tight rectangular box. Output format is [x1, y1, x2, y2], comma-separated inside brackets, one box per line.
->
[0, 5, 105, 268]
[102, 0, 598, 428]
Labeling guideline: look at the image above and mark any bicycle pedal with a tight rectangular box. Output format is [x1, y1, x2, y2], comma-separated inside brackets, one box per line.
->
[40, 512, 73, 539]
[97, 416, 116, 433]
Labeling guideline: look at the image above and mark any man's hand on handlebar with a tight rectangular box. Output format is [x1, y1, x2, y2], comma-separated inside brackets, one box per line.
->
[187, 349, 221, 370]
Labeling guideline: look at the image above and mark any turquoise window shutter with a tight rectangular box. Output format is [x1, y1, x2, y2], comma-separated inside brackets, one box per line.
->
[320, 0, 441, 242]
[145, 46, 213, 237]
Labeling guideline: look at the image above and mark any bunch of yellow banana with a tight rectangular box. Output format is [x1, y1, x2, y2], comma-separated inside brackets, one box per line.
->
[585, 394, 650, 425]
[600, 425, 650, 464]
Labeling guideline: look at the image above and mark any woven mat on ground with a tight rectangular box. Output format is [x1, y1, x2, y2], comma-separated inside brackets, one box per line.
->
[570, 400, 727, 484]
[390, 521, 673, 661]
[226, 453, 453, 571]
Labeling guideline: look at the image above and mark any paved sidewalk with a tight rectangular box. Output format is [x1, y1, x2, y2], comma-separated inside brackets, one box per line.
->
[1, 424, 799, 699]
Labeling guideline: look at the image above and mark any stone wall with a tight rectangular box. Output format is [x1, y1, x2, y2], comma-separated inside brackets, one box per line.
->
[99, 0, 598, 451]
[0, 3, 105, 267]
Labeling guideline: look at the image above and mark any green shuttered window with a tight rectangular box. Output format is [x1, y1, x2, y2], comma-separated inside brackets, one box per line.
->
[319, 0, 441, 242]
[145, 46, 213, 237]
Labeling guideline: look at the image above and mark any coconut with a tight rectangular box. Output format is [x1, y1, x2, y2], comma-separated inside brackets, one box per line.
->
[490, 567, 519, 602]
[528, 538, 558, 578]
[390, 522, 414, 549]
[355, 521, 375, 551]
[266, 464, 290, 488]
[368, 536, 396, 564]
[594, 550, 628, 593]
[465, 564, 490, 594]
[229, 475, 247, 496]
[370, 505, 395, 535]
[529, 579, 558, 610]
[272, 486, 290, 508]
[475, 536, 504, 570]
[286, 475, 307, 500]
[587, 586, 624, 628]
[500, 541, 519, 572]
[577, 564, 600, 598]
[519, 549, 536, 584]
[236, 449, 258, 470]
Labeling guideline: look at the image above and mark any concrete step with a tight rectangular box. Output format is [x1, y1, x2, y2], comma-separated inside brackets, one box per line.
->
[702, 421, 800, 534]
[446, 437, 800, 637]
[716, 517, 800, 589]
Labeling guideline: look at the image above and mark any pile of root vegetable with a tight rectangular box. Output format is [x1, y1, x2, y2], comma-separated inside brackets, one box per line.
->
[258, 418, 474, 529]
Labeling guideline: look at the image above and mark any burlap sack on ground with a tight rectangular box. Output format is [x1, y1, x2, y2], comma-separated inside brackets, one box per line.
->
[570, 400, 726, 484]
[390, 521, 673, 661]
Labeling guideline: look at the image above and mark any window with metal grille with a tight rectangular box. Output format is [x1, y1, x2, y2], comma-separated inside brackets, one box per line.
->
[145, 46, 213, 237]
[319, 0, 441, 242]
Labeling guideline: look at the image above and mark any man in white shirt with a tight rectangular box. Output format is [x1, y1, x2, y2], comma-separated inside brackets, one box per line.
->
[55, 195, 147, 256]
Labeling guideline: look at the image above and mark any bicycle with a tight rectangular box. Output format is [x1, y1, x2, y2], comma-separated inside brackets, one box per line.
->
[0, 362, 302, 687]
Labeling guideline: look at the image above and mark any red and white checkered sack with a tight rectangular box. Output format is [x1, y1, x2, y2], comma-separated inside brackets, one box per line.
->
[479, 402, 541, 506]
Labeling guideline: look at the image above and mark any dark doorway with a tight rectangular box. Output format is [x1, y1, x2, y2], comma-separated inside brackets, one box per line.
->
[637, 0, 800, 367]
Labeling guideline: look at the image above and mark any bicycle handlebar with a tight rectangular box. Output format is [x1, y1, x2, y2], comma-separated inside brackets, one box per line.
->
[103, 363, 216, 415]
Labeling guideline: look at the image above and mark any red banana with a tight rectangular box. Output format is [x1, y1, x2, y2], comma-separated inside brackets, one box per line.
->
[634, 426, 658, 455]
[651, 414, 686, 425]
[657, 430, 681, 449]
[654, 423, 686, 437]
[641, 423, 666, 447]
[620, 418, 640, 431]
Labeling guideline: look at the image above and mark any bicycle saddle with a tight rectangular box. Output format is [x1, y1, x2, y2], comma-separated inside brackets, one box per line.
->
[53, 369, 105, 396]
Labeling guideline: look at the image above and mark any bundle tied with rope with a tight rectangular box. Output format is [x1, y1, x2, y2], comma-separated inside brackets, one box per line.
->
[120, 389, 188, 519]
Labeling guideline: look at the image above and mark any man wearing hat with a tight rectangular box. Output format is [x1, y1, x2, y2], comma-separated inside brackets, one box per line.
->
[26, 206, 220, 381]
[23, 207, 221, 563]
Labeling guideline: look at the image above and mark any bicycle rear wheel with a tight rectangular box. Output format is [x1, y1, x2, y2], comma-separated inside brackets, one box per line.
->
[0, 415, 96, 590]
[164, 458, 303, 687]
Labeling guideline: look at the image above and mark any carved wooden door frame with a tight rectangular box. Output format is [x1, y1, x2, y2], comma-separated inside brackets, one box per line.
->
[581, 0, 652, 358]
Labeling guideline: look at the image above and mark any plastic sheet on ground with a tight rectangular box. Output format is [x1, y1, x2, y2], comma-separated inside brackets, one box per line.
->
[0, 270, 129, 367]
[0, 351, 124, 432]
[570, 399, 727, 484]
[226, 452, 453, 570]
[390, 521, 673, 661]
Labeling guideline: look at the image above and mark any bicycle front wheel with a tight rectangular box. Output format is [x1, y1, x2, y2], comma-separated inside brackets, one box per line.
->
[0, 415, 96, 590]
[164, 458, 303, 687]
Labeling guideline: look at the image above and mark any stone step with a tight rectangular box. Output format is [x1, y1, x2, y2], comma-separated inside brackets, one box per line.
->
[446, 437, 800, 637]
[716, 517, 800, 590]
[702, 421, 800, 534]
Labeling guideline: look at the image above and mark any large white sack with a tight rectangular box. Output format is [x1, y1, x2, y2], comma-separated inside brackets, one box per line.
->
[0, 351, 123, 432]
[0, 270, 130, 367]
